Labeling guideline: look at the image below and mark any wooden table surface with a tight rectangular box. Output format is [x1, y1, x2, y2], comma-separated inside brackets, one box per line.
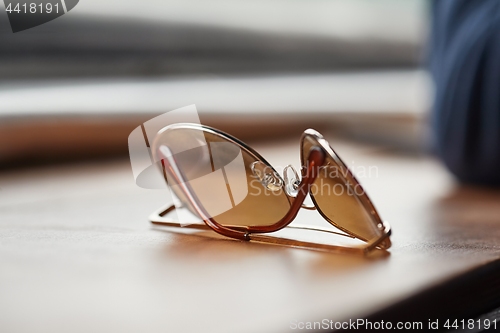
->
[1, 134, 499, 333]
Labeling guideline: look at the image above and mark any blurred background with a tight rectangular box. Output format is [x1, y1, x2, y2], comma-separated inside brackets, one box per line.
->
[0, 0, 431, 168]
[3, 4, 500, 331]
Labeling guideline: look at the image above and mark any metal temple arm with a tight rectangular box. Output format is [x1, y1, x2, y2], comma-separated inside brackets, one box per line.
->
[149, 204, 391, 255]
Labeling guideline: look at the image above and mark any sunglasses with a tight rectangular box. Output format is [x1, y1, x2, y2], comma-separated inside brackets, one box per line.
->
[149, 123, 391, 254]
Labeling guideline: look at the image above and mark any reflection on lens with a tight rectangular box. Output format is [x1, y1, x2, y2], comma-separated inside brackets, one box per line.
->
[153, 125, 291, 228]
[302, 136, 384, 242]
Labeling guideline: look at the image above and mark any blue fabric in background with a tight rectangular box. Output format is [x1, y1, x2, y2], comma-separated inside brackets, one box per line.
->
[430, 0, 500, 185]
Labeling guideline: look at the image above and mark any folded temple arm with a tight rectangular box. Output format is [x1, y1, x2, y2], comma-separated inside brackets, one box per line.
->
[149, 204, 391, 255]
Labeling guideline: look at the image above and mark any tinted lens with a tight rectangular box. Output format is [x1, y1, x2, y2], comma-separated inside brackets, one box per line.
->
[302, 136, 384, 242]
[153, 126, 291, 228]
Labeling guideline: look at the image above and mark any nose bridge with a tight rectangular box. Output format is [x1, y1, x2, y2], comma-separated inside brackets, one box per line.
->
[250, 161, 283, 191]
[284, 164, 317, 210]
[283, 164, 301, 197]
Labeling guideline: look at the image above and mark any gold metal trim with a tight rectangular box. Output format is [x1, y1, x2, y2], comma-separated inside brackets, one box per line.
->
[150, 204, 391, 255]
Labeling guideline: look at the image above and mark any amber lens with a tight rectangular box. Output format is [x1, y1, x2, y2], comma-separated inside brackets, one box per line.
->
[302, 136, 383, 242]
[153, 126, 291, 228]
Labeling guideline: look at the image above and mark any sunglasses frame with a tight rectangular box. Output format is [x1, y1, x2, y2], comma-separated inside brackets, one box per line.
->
[150, 123, 391, 254]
